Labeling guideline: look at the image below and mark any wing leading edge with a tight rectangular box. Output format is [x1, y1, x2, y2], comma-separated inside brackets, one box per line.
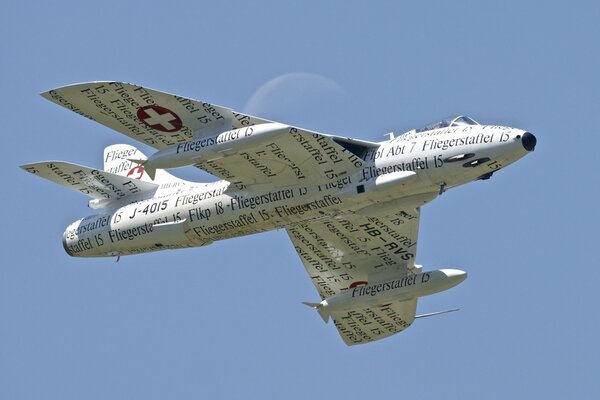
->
[41, 81, 270, 150]
[42, 82, 380, 190]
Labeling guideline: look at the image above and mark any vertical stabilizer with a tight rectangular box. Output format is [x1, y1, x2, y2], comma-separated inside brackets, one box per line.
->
[103, 144, 182, 184]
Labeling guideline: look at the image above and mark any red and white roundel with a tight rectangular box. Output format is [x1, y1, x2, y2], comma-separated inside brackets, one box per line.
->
[127, 165, 145, 180]
[137, 105, 183, 132]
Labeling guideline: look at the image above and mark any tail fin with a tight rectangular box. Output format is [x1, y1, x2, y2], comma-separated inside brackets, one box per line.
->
[103, 144, 181, 184]
[302, 302, 330, 323]
[126, 158, 157, 181]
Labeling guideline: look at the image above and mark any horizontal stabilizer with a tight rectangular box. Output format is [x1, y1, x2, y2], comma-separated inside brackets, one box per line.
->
[21, 161, 158, 205]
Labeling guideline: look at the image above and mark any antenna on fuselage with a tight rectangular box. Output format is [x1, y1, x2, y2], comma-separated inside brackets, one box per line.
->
[385, 132, 395, 140]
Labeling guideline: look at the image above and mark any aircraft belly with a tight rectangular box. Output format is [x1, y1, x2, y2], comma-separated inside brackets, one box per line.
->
[183, 186, 350, 243]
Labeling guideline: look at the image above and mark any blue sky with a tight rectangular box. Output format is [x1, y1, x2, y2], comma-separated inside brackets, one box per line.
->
[1, 1, 598, 399]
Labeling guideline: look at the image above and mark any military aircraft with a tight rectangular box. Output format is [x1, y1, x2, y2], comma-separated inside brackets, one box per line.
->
[21, 82, 536, 345]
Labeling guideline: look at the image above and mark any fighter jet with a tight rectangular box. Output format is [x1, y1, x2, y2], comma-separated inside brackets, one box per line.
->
[21, 82, 536, 345]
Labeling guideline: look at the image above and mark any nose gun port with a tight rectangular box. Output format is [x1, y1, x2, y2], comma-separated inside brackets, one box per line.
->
[521, 132, 537, 151]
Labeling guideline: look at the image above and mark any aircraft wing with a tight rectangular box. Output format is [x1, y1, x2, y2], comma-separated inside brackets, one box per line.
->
[42, 81, 270, 150]
[287, 206, 422, 345]
[329, 298, 417, 345]
[20, 161, 158, 202]
[43, 82, 378, 189]
[194, 126, 373, 190]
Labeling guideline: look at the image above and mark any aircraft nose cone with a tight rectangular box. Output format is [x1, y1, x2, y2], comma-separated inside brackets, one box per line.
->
[521, 131, 537, 151]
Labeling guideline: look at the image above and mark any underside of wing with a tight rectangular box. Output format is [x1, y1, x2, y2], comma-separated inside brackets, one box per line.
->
[287, 206, 422, 299]
[331, 298, 417, 345]
[42, 82, 380, 189]
[195, 126, 375, 190]
[42, 82, 270, 150]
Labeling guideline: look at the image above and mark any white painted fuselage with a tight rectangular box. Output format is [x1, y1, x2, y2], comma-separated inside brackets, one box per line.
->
[63, 123, 534, 258]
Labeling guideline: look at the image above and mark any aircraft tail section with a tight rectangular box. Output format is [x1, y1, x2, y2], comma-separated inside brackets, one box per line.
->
[103, 144, 182, 184]
[21, 144, 191, 209]
[103, 144, 146, 177]
[20, 160, 159, 209]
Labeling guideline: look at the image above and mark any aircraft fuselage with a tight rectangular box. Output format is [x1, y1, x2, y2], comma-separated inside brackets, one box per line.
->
[63, 124, 534, 258]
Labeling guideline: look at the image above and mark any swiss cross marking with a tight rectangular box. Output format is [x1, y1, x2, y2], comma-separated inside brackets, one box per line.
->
[137, 105, 183, 132]
[127, 165, 145, 180]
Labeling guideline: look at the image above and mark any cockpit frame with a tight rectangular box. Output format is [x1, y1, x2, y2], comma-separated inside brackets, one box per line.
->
[414, 115, 479, 133]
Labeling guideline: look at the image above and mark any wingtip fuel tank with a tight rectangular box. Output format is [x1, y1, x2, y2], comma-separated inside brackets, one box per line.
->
[305, 269, 467, 321]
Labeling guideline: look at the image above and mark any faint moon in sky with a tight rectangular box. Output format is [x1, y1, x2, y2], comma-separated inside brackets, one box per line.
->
[243, 72, 346, 128]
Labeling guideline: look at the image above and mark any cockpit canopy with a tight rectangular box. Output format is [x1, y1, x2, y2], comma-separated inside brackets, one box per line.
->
[415, 115, 479, 133]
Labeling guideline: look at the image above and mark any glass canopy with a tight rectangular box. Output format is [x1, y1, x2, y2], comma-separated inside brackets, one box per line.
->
[415, 115, 479, 133]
